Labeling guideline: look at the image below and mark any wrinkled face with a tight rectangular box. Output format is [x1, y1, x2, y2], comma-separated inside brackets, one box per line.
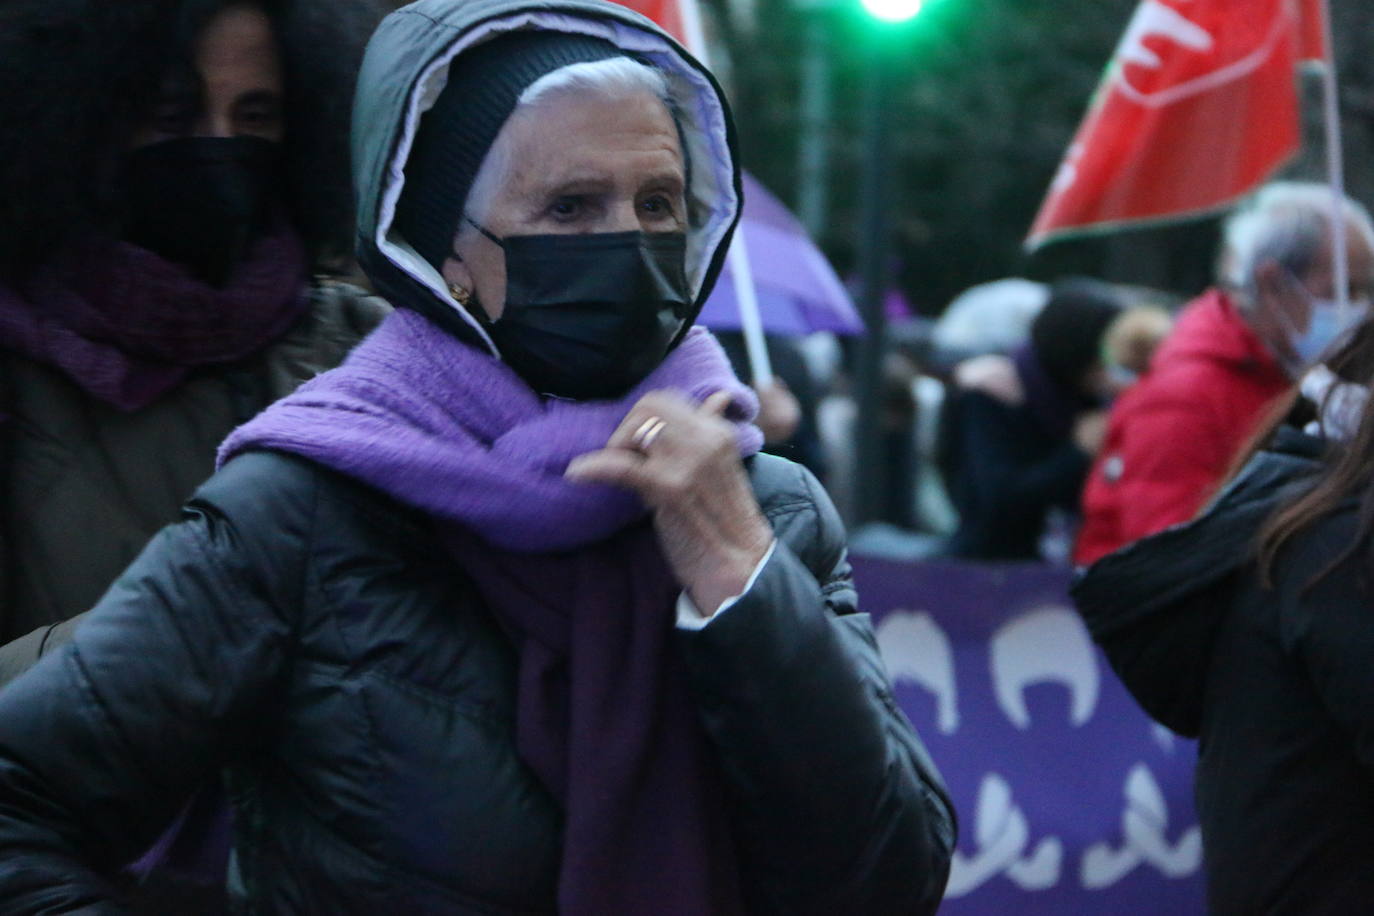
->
[441, 89, 686, 320]
[1252, 225, 1374, 364]
[131, 3, 285, 148]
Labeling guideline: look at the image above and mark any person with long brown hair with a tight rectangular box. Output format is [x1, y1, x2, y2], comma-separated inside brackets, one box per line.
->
[0, 0, 389, 677]
[1074, 313, 1374, 914]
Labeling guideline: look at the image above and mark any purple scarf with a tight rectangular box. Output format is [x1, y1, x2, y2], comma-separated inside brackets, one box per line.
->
[0, 224, 308, 410]
[220, 308, 761, 913]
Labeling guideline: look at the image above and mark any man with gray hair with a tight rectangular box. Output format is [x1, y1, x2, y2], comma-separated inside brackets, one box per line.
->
[1074, 181, 1374, 566]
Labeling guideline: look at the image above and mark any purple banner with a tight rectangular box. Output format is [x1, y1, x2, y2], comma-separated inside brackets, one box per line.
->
[852, 557, 1205, 915]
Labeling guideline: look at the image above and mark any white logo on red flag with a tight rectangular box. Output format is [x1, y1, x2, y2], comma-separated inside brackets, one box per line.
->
[1116, 0, 1292, 107]
[1027, 0, 1304, 248]
[1118, 1, 1214, 79]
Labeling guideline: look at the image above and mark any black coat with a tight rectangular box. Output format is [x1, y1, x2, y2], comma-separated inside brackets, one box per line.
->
[1073, 428, 1374, 915]
[943, 389, 1090, 560]
[0, 450, 954, 914]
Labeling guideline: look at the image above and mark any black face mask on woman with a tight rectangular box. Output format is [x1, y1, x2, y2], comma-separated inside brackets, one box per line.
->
[463, 223, 693, 400]
[119, 136, 280, 287]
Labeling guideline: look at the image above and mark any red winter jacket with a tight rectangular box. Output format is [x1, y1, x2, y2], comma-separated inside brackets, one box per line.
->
[1074, 289, 1291, 566]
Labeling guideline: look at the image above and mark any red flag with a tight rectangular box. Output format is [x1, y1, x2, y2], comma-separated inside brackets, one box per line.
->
[610, 0, 693, 50]
[1028, 0, 1307, 248]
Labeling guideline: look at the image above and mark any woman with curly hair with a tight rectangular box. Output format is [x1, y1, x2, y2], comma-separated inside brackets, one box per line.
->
[0, 0, 388, 673]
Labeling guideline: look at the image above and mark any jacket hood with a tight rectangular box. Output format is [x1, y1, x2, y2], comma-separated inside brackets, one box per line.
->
[1071, 427, 1325, 736]
[1150, 288, 1284, 378]
[350, 0, 742, 356]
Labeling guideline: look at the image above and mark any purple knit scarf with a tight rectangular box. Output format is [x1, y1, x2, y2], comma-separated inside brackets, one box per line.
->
[220, 308, 761, 913]
[0, 224, 308, 410]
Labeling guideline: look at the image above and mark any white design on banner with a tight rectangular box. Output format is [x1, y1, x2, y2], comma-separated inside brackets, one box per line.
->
[1080, 763, 1203, 889]
[1118, 0, 1213, 71]
[875, 611, 959, 734]
[1151, 722, 1177, 754]
[989, 608, 1100, 731]
[947, 773, 1063, 897]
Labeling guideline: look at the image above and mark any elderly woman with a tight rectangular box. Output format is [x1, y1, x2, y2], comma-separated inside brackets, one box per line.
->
[0, 0, 955, 912]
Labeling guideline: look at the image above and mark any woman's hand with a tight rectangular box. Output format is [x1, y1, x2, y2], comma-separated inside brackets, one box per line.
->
[565, 391, 774, 616]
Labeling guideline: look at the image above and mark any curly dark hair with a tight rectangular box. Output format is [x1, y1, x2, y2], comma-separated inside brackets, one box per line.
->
[0, 0, 387, 280]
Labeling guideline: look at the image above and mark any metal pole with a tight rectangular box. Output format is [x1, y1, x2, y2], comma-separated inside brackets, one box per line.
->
[679, 0, 774, 385]
[1317, 0, 1350, 316]
[853, 38, 891, 527]
[727, 237, 775, 385]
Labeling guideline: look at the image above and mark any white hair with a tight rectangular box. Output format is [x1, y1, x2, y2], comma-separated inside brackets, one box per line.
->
[1221, 181, 1374, 308]
[461, 58, 674, 229]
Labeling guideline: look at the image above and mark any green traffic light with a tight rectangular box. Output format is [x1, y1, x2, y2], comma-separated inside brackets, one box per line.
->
[861, 0, 922, 22]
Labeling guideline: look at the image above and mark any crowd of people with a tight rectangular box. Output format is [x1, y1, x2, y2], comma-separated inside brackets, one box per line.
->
[829, 182, 1372, 578]
[0, 0, 1372, 913]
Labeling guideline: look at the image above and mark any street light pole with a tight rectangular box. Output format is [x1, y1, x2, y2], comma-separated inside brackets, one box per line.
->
[853, 34, 892, 528]
[796, 10, 833, 237]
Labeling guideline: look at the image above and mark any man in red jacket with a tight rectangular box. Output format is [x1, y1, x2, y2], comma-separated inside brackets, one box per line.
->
[1075, 183, 1374, 566]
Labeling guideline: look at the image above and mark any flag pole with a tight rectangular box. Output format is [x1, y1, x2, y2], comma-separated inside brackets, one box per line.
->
[679, 0, 774, 385]
[1316, 0, 1349, 315]
[725, 231, 775, 385]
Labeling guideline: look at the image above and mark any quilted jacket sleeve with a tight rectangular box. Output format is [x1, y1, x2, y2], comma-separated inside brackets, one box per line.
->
[678, 457, 955, 915]
[0, 616, 83, 690]
[0, 458, 308, 913]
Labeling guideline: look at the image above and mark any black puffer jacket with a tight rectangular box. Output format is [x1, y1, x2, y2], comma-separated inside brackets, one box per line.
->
[0, 449, 953, 913]
[1074, 428, 1374, 915]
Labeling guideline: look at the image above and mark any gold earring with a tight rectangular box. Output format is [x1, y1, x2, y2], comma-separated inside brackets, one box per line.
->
[448, 282, 471, 306]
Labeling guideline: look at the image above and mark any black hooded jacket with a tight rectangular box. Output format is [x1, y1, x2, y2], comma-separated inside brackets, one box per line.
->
[1074, 428, 1374, 915]
[0, 1, 954, 912]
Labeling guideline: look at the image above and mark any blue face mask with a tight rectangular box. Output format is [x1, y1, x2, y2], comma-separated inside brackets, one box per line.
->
[1293, 301, 1344, 366]
[1278, 273, 1369, 371]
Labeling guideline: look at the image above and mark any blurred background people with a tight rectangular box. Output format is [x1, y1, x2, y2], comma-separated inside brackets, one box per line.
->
[940, 278, 1123, 560]
[0, 0, 387, 681]
[716, 331, 827, 477]
[1075, 182, 1374, 566]
[1102, 302, 1174, 383]
[1074, 315, 1374, 915]
[928, 277, 1050, 367]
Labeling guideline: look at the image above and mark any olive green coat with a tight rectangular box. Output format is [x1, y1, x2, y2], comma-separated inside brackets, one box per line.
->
[0, 281, 387, 682]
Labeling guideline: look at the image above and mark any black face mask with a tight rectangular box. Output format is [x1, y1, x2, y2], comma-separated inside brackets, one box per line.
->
[119, 136, 280, 287]
[465, 225, 693, 400]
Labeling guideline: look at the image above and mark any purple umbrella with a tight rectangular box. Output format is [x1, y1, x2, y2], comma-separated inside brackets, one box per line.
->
[699, 173, 864, 337]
